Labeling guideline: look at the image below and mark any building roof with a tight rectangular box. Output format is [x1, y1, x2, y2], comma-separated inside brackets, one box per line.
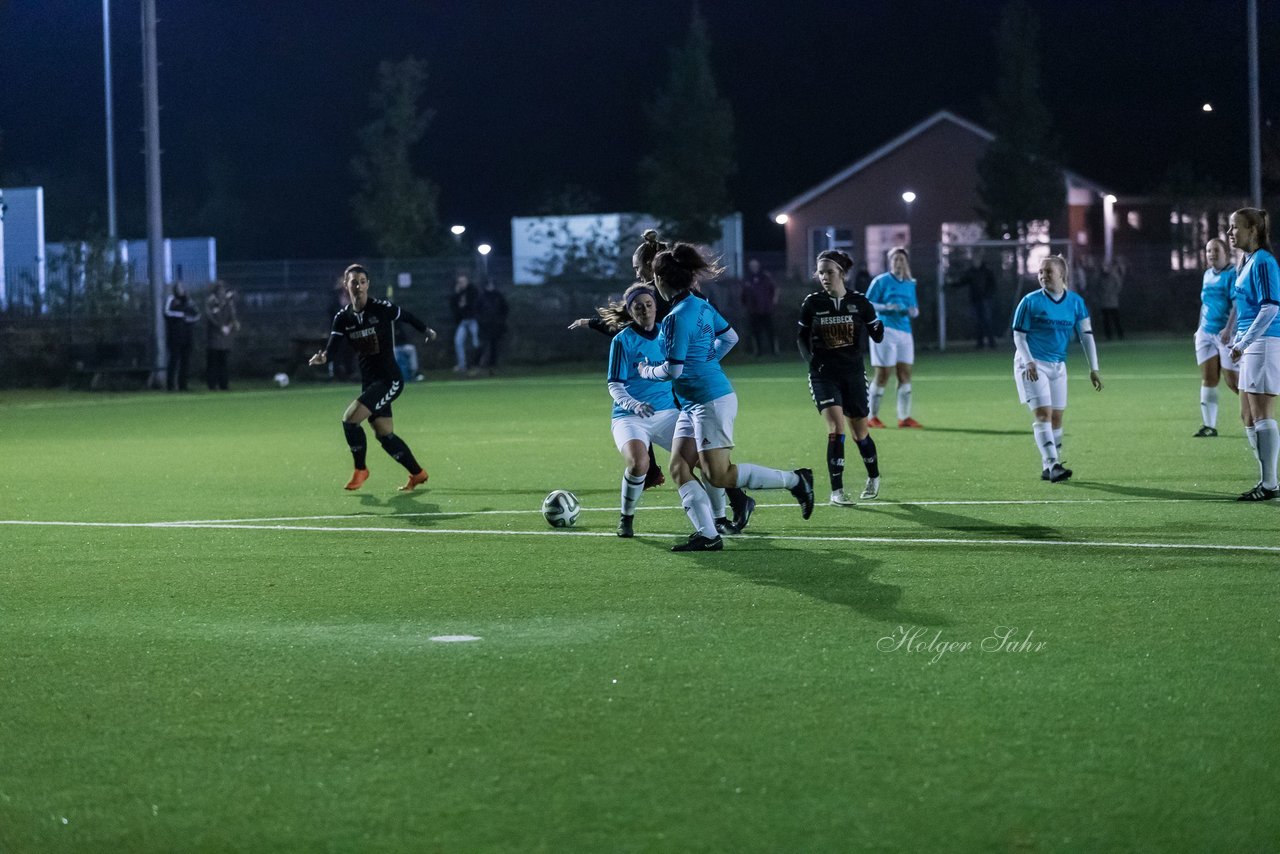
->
[769, 110, 1111, 218]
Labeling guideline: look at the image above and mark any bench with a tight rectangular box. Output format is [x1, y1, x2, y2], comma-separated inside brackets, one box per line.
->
[68, 343, 155, 391]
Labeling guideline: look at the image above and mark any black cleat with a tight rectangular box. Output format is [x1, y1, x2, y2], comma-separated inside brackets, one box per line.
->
[1047, 463, 1073, 483]
[789, 468, 815, 519]
[671, 533, 723, 552]
[643, 463, 665, 490]
[727, 489, 756, 532]
[1041, 468, 1051, 481]
[617, 514, 635, 538]
[1237, 484, 1278, 501]
[1193, 425, 1219, 438]
[714, 516, 739, 536]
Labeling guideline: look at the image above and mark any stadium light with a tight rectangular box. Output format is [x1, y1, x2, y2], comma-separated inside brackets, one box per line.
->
[1202, 103, 1214, 112]
[477, 243, 492, 256]
[477, 243, 492, 278]
[774, 213, 789, 225]
[901, 191, 917, 205]
[450, 224, 466, 236]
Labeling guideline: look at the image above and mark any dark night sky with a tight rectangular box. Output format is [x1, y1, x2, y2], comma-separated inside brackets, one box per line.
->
[2, 0, 1277, 260]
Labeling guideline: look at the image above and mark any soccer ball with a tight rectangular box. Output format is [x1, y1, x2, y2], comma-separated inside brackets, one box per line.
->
[541, 490, 581, 528]
[272, 372, 290, 388]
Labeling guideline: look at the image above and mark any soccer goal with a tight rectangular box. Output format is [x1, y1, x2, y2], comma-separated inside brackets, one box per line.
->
[934, 237, 1075, 351]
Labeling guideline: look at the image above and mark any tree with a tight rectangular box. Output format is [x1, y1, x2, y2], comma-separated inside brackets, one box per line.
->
[638, 5, 736, 244]
[976, 1, 1064, 239]
[350, 58, 442, 257]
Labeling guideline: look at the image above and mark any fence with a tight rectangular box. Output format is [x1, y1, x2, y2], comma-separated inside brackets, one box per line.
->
[0, 247, 1210, 388]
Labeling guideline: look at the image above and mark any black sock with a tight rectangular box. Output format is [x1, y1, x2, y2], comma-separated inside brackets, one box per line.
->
[827, 433, 845, 491]
[377, 432, 422, 474]
[342, 421, 367, 470]
[855, 434, 879, 478]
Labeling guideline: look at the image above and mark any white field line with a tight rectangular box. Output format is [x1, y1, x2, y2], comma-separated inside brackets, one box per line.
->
[2, 518, 1278, 554]
[161, 496, 1223, 525]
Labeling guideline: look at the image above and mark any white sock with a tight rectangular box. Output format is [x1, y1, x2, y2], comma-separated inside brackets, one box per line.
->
[1200, 386, 1219, 428]
[705, 484, 727, 519]
[1033, 421, 1058, 468]
[1255, 419, 1279, 489]
[735, 463, 799, 490]
[620, 471, 646, 516]
[677, 481, 718, 537]
[1053, 427, 1063, 460]
[896, 383, 912, 420]
[868, 382, 885, 418]
[1247, 425, 1259, 454]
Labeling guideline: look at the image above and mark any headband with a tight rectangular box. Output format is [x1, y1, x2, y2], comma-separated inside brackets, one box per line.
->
[625, 287, 655, 310]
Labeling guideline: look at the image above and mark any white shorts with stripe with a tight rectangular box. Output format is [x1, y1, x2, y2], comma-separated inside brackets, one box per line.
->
[673, 393, 737, 451]
[1194, 328, 1240, 370]
[1240, 338, 1280, 395]
[1014, 359, 1068, 410]
[870, 327, 914, 367]
[610, 408, 678, 453]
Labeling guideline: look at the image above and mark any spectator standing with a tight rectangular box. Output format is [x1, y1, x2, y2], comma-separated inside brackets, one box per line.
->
[1097, 259, 1125, 340]
[450, 273, 481, 374]
[955, 253, 998, 349]
[476, 279, 510, 373]
[204, 281, 240, 390]
[164, 283, 200, 392]
[740, 258, 779, 356]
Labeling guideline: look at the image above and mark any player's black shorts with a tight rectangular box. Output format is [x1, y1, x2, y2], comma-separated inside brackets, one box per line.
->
[358, 377, 403, 420]
[808, 368, 869, 417]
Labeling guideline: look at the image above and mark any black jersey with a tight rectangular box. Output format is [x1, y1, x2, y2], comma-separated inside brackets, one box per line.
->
[797, 289, 880, 374]
[324, 298, 426, 382]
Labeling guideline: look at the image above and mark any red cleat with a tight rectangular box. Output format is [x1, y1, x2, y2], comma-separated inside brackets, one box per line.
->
[398, 469, 430, 491]
[897, 418, 923, 428]
[867, 416, 887, 428]
[344, 469, 370, 490]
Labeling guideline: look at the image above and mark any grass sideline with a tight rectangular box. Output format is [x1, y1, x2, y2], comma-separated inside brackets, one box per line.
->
[1, 337, 1276, 851]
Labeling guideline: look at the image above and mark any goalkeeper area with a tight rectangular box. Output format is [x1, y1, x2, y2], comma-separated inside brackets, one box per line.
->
[2, 338, 1276, 851]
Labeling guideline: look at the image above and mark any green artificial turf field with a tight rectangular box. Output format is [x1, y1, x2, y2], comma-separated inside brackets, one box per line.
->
[1, 338, 1276, 852]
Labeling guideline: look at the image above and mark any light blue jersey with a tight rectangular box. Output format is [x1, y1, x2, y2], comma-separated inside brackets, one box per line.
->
[607, 326, 679, 419]
[866, 273, 918, 332]
[1011, 289, 1090, 363]
[1232, 249, 1280, 338]
[1200, 265, 1236, 334]
[661, 292, 734, 405]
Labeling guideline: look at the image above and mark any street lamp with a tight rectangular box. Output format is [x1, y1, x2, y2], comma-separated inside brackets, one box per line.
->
[477, 243, 492, 278]
[450, 224, 466, 237]
[901, 191, 916, 253]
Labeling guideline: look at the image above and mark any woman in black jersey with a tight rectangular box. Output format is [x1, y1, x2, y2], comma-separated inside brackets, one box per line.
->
[308, 264, 437, 491]
[797, 250, 885, 506]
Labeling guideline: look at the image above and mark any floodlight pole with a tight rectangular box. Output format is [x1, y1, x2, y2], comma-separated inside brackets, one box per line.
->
[1248, 0, 1262, 207]
[142, 0, 166, 383]
[103, 0, 118, 240]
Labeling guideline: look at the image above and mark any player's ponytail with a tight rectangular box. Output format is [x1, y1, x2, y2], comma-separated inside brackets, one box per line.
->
[1233, 207, 1274, 254]
[653, 243, 724, 292]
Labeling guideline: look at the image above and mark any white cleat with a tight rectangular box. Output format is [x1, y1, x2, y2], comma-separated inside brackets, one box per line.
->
[829, 489, 857, 507]
[859, 476, 881, 500]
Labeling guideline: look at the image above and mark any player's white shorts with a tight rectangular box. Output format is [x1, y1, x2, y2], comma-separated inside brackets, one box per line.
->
[611, 408, 678, 453]
[1014, 359, 1068, 410]
[870, 326, 914, 367]
[1195, 328, 1239, 370]
[673, 393, 737, 451]
[1239, 337, 1280, 395]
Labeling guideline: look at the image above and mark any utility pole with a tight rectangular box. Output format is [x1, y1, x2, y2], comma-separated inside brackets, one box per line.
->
[1248, 0, 1262, 207]
[103, 0, 118, 240]
[142, 0, 166, 384]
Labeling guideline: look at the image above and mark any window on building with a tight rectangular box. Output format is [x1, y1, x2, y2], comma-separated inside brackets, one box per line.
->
[810, 228, 854, 268]
[865, 224, 909, 275]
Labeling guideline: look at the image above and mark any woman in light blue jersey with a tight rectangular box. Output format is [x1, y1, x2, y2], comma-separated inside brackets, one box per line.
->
[602, 283, 681, 538]
[1193, 238, 1239, 437]
[639, 244, 814, 552]
[1226, 207, 1280, 501]
[866, 247, 922, 428]
[1010, 254, 1103, 482]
